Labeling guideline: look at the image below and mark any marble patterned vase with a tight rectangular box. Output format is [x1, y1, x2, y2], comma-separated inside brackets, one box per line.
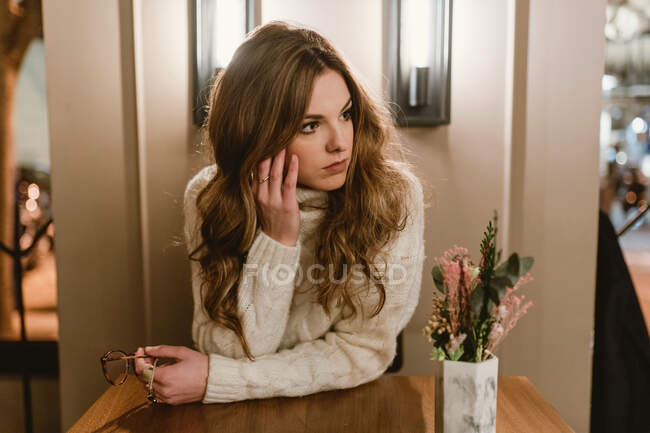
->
[433, 355, 498, 433]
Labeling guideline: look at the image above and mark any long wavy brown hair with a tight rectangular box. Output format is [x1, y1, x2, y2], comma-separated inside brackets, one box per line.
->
[189, 21, 416, 361]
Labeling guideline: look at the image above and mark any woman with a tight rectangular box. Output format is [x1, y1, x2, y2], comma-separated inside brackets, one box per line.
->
[134, 20, 426, 406]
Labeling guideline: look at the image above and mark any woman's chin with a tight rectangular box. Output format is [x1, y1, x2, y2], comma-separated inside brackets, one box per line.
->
[320, 173, 346, 191]
[310, 174, 347, 191]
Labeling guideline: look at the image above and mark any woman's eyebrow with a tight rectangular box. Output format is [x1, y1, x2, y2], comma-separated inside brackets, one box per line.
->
[304, 97, 352, 120]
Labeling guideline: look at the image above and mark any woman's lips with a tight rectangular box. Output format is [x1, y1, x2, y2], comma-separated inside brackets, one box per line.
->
[323, 158, 348, 173]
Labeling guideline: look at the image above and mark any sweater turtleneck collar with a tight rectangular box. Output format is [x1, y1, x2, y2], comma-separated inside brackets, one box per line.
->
[295, 185, 329, 208]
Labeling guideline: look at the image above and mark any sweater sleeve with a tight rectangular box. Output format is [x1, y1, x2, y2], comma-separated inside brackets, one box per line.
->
[184, 166, 301, 359]
[201, 174, 426, 403]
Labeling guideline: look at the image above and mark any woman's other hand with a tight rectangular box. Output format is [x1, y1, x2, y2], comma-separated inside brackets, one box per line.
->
[134, 345, 209, 405]
[252, 148, 300, 247]
[133, 346, 155, 384]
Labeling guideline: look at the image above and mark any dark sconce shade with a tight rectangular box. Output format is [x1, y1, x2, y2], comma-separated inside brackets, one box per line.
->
[192, 0, 256, 126]
[388, 0, 452, 126]
[409, 66, 430, 107]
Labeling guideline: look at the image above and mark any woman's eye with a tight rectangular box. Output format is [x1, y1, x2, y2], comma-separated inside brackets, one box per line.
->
[341, 109, 352, 121]
[301, 121, 318, 134]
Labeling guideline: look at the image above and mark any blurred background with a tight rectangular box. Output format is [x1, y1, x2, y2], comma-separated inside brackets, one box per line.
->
[599, 0, 650, 334]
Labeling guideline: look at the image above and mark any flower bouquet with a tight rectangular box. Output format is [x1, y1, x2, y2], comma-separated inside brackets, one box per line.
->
[423, 212, 534, 433]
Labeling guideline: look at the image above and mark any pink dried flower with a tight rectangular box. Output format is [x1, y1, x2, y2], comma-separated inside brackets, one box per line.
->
[442, 245, 470, 262]
[441, 260, 461, 333]
[446, 333, 467, 354]
[488, 322, 504, 343]
[496, 304, 508, 319]
[441, 260, 461, 292]
[485, 272, 534, 357]
[462, 266, 473, 285]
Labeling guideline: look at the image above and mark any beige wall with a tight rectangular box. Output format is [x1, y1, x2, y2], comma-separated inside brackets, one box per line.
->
[397, 0, 509, 377]
[399, 1, 605, 431]
[44, 0, 605, 431]
[43, 0, 146, 430]
[499, 1, 605, 431]
[133, 0, 194, 346]
[262, 0, 383, 97]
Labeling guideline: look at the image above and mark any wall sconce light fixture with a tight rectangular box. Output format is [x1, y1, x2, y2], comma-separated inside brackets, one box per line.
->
[193, 0, 256, 126]
[388, 0, 452, 126]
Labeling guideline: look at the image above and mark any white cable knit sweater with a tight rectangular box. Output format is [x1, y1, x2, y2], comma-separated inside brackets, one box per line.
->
[183, 164, 425, 403]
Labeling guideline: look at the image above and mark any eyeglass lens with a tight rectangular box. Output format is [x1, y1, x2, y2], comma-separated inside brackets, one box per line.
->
[104, 350, 128, 385]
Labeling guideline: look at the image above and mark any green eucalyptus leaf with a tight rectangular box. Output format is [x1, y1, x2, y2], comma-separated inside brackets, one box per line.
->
[488, 286, 501, 305]
[431, 264, 446, 294]
[491, 276, 510, 292]
[471, 286, 484, 317]
[489, 275, 511, 301]
[484, 299, 495, 317]
[450, 344, 464, 361]
[495, 269, 518, 287]
[430, 346, 447, 361]
[506, 253, 519, 277]
[494, 259, 508, 277]
[519, 256, 534, 275]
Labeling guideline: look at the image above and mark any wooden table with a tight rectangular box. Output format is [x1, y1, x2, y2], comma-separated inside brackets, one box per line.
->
[70, 376, 573, 432]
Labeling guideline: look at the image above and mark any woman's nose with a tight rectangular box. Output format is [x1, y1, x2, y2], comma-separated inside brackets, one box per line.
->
[326, 125, 349, 153]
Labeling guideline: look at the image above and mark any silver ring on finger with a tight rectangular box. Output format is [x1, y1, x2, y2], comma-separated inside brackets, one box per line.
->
[144, 359, 159, 403]
[147, 383, 164, 405]
[151, 387, 166, 405]
[258, 175, 270, 184]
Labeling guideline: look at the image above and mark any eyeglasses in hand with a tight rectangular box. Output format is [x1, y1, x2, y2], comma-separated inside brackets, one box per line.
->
[100, 349, 161, 403]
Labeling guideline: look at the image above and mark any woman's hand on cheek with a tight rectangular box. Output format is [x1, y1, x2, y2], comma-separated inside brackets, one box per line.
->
[252, 148, 301, 247]
[143, 345, 209, 406]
